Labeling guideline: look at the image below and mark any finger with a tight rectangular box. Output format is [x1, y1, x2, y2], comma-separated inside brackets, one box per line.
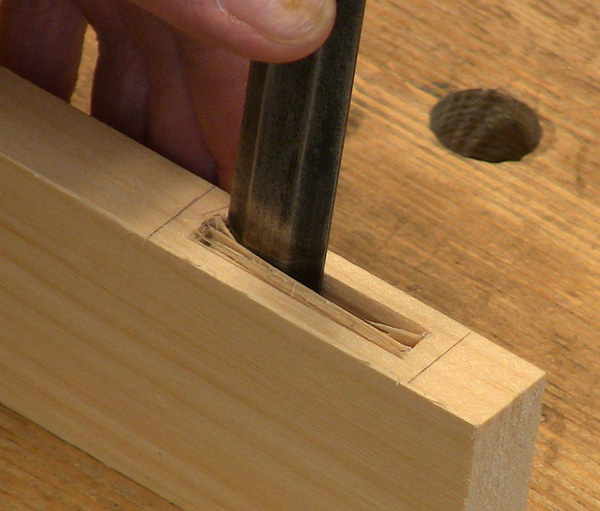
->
[0, 0, 87, 100]
[116, 1, 218, 182]
[177, 40, 248, 191]
[75, 0, 149, 140]
[124, 0, 336, 63]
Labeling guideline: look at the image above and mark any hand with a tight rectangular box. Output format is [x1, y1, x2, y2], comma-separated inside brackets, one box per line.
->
[0, 0, 335, 190]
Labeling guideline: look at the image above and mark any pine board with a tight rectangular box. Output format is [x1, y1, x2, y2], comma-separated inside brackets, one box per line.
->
[0, 67, 543, 511]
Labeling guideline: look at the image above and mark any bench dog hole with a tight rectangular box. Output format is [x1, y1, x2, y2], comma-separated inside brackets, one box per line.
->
[430, 88, 542, 163]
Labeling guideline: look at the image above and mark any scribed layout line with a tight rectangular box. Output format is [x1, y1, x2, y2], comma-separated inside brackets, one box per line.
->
[146, 186, 216, 240]
[200, 205, 229, 217]
[407, 332, 471, 384]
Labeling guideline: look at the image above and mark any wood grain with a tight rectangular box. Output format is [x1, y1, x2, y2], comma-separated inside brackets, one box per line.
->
[1, 0, 599, 510]
[338, 4, 600, 511]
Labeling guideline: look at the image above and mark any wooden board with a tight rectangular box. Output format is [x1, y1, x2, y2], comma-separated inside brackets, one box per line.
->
[5, 0, 600, 509]
[0, 67, 543, 511]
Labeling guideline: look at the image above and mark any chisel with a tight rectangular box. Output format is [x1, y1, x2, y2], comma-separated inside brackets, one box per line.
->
[227, 0, 367, 292]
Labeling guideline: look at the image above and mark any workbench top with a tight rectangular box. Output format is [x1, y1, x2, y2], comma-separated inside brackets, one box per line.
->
[2, 2, 598, 510]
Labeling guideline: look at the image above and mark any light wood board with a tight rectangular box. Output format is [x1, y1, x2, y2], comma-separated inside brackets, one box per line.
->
[0, 66, 543, 511]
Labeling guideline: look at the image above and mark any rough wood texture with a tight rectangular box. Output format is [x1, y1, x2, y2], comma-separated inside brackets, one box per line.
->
[0, 64, 544, 511]
[1, 0, 598, 509]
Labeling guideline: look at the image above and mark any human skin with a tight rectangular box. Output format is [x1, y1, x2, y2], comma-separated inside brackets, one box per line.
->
[0, 0, 335, 190]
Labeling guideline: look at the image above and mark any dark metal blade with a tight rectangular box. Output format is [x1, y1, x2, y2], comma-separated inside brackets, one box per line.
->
[227, 0, 367, 292]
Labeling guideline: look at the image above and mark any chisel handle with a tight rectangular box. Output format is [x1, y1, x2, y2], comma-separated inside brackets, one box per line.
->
[228, 0, 367, 292]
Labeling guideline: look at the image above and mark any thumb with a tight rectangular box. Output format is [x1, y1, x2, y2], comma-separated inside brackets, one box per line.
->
[126, 0, 336, 62]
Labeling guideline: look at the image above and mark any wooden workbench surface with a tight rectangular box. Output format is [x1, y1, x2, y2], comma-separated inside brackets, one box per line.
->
[2, 1, 599, 510]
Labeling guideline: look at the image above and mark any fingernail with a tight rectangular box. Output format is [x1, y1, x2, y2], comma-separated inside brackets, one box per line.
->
[219, 0, 335, 42]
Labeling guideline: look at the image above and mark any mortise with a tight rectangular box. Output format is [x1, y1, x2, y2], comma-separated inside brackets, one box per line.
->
[194, 216, 428, 357]
[321, 276, 427, 346]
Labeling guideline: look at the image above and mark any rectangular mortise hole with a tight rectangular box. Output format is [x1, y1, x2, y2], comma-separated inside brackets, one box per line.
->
[194, 216, 428, 357]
